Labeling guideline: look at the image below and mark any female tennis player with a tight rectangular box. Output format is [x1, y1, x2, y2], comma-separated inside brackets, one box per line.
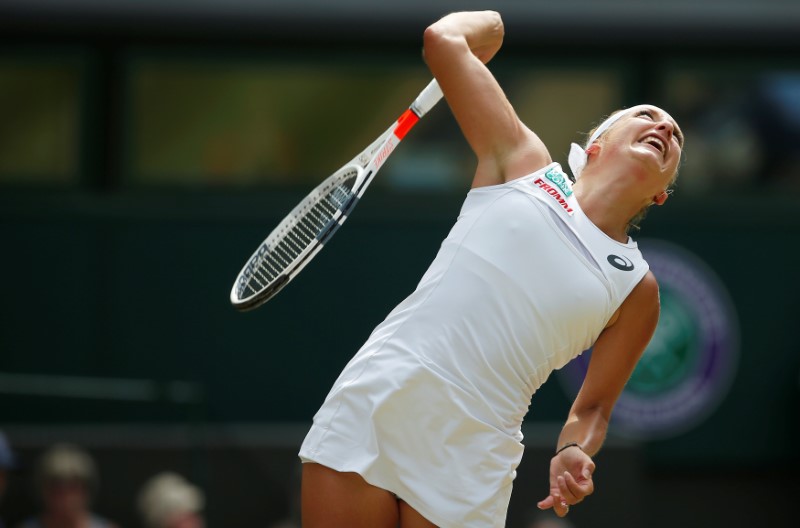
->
[299, 10, 683, 528]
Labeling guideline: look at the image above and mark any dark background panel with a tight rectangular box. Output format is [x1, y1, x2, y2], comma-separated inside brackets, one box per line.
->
[1, 1, 799, 527]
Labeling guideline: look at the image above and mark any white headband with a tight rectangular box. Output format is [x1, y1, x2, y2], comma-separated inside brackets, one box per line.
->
[567, 107, 640, 181]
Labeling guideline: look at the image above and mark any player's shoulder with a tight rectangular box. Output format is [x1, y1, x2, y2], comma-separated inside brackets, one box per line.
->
[639, 269, 659, 293]
[604, 270, 659, 331]
[624, 270, 660, 313]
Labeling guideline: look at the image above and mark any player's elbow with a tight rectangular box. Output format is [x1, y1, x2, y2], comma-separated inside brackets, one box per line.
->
[424, 11, 504, 46]
[423, 23, 461, 60]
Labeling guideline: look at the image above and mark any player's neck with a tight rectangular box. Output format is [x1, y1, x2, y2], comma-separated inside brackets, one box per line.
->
[572, 177, 647, 243]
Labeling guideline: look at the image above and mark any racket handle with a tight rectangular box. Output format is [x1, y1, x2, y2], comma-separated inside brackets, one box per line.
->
[411, 79, 444, 117]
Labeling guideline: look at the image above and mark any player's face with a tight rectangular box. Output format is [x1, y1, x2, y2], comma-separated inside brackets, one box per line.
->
[603, 105, 683, 190]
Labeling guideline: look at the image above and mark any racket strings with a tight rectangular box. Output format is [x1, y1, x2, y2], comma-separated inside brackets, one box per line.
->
[237, 175, 357, 300]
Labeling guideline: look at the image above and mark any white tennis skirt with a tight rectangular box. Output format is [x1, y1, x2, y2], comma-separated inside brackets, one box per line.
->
[299, 342, 523, 528]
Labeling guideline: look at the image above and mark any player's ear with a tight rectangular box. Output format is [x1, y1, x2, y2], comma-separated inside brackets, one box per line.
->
[653, 190, 669, 206]
[585, 144, 601, 156]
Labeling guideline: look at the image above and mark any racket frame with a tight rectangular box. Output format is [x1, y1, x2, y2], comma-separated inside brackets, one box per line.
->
[230, 80, 443, 310]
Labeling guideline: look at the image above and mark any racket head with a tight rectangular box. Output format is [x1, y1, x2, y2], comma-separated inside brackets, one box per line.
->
[230, 164, 363, 310]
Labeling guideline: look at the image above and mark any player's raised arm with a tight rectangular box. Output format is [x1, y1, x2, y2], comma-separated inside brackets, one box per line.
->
[423, 11, 551, 187]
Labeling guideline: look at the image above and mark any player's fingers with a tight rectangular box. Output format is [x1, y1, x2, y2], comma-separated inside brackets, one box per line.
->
[556, 474, 579, 504]
[537, 495, 554, 510]
[583, 459, 596, 479]
[552, 493, 570, 518]
[564, 470, 594, 499]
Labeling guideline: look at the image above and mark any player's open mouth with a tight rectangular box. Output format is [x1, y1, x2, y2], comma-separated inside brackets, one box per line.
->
[638, 134, 666, 158]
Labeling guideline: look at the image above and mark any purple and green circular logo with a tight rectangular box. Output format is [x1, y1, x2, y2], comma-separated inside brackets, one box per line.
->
[559, 239, 739, 439]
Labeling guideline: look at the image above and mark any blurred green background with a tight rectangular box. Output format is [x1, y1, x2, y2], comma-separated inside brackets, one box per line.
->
[1, 1, 799, 527]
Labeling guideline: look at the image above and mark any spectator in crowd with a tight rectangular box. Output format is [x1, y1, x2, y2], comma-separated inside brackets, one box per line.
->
[16, 443, 118, 528]
[137, 473, 204, 528]
[0, 431, 17, 528]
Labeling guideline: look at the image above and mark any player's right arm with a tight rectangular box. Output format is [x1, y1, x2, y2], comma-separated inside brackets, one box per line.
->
[423, 11, 551, 188]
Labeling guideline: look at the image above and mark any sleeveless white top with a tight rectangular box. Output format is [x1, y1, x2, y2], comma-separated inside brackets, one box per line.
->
[299, 163, 649, 528]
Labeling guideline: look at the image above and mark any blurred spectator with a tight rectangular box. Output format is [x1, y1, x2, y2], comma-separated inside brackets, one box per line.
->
[137, 473, 204, 528]
[16, 443, 118, 528]
[0, 431, 17, 528]
[668, 72, 800, 193]
[749, 74, 800, 189]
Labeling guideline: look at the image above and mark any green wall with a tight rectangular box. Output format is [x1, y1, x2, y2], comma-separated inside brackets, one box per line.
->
[1, 189, 799, 467]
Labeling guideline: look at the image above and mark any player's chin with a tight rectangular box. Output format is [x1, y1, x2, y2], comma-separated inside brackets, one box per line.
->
[623, 148, 653, 172]
[631, 145, 665, 167]
[633, 150, 677, 181]
[650, 161, 678, 185]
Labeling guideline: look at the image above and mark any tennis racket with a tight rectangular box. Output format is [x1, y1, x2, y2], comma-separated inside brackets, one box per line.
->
[230, 79, 444, 311]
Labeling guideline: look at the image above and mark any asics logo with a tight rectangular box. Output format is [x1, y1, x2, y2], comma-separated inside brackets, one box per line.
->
[607, 254, 634, 271]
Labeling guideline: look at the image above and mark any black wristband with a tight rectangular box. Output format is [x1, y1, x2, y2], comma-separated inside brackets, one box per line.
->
[555, 442, 582, 455]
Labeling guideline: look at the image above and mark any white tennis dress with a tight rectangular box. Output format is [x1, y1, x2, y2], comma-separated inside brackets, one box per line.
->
[299, 162, 649, 527]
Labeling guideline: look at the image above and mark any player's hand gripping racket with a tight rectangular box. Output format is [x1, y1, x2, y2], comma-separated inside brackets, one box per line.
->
[230, 79, 443, 311]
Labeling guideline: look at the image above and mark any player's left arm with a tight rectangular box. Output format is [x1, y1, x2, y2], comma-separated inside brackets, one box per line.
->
[537, 270, 660, 517]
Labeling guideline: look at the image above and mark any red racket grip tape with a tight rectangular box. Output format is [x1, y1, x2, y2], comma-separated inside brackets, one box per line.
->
[394, 109, 420, 140]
